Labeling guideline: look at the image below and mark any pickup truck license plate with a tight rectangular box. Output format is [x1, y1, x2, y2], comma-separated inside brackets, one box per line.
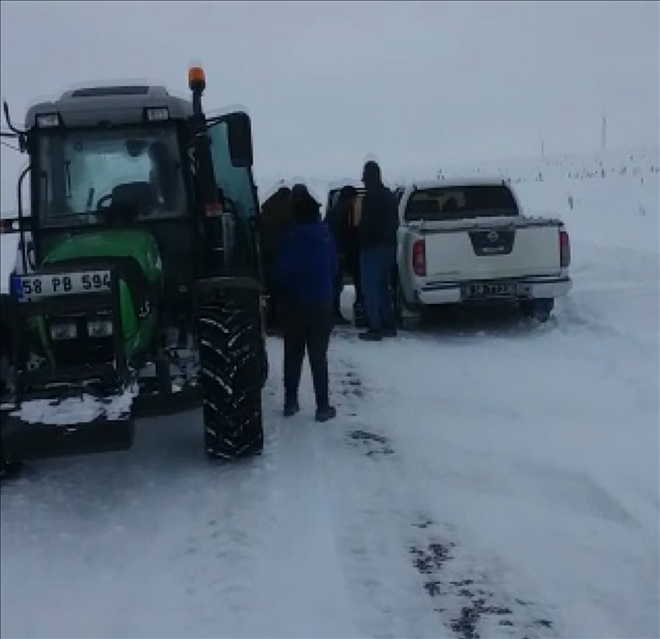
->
[463, 282, 527, 299]
[13, 271, 112, 303]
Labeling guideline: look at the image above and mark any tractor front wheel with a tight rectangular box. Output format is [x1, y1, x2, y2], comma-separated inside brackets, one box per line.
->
[197, 289, 265, 460]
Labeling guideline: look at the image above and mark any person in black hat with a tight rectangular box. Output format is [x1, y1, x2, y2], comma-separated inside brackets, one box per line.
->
[358, 160, 399, 341]
[269, 184, 338, 422]
[291, 183, 321, 219]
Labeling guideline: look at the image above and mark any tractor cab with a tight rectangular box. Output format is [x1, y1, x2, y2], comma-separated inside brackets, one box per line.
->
[18, 82, 259, 319]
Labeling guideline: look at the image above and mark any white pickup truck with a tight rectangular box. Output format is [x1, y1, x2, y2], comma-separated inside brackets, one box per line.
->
[395, 178, 572, 325]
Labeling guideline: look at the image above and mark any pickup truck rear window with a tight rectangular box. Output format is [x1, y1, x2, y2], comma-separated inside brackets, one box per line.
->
[405, 185, 519, 221]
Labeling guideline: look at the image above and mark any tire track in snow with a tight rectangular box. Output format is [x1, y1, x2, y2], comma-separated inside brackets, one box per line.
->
[323, 356, 441, 637]
[330, 342, 559, 639]
[406, 515, 557, 639]
[170, 463, 278, 636]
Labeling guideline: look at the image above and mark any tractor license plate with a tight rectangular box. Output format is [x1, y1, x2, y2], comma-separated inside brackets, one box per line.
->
[462, 281, 529, 300]
[13, 271, 112, 303]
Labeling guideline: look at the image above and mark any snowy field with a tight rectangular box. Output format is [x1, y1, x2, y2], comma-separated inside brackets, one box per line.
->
[1, 147, 658, 639]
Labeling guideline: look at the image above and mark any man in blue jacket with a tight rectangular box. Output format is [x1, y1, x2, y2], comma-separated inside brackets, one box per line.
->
[269, 184, 338, 422]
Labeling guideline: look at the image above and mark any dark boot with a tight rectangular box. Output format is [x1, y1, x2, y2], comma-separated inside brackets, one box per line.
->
[284, 398, 300, 417]
[315, 405, 337, 422]
[359, 329, 383, 341]
[283, 310, 305, 417]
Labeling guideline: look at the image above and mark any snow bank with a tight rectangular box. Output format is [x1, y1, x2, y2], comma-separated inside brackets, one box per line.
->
[439, 146, 660, 255]
[256, 146, 659, 253]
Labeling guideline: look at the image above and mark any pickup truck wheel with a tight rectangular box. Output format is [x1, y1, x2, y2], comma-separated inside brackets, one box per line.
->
[521, 299, 554, 323]
[394, 282, 421, 330]
[400, 313, 421, 330]
[520, 300, 534, 318]
[198, 290, 264, 461]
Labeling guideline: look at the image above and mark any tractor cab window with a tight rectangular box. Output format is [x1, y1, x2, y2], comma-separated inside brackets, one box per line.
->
[206, 120, 258, 221]
[36, 125, 187, 227]
[201, 116, 259, 274]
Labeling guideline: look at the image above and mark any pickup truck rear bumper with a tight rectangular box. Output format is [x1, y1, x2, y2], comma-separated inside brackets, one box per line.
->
[416, 276, 572, 306]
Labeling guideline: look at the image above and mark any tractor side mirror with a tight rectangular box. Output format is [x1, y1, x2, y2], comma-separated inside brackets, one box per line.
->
[226, 112, 253, 167]
[2, 100, 27, 152]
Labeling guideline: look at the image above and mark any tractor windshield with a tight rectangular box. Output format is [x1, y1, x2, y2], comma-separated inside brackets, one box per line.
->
[36, 124, 188, 227]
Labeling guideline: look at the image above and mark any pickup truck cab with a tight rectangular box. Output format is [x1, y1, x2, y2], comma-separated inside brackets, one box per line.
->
[395, 178, 572, 325]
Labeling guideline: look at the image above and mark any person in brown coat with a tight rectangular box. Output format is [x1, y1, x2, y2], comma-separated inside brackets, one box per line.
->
[260, 186, 294, 333]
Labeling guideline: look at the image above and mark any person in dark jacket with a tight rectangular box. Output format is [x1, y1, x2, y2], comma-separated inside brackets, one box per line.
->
[270, 185, 338, 422]
[358, 160, 399, 341]
[325, 185, 359, 325]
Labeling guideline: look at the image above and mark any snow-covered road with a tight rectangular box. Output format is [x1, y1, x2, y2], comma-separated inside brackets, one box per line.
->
[1, 149, 658, 638]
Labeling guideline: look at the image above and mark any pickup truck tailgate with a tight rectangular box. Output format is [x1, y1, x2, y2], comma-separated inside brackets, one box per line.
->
[423, 219, 562, 282]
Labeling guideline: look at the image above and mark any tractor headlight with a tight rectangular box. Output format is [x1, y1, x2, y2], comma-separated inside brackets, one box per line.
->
[36, 113, 61, 128]
[50, 321, 78, 340]
[145, 107, 169, 122]
[87, 318, 113, 338]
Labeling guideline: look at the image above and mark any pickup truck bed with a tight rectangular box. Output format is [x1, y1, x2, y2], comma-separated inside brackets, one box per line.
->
[396, 179, 571, 323]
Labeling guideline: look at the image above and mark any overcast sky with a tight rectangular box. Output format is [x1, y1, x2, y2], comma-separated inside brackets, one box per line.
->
[1, 0, 658, 208]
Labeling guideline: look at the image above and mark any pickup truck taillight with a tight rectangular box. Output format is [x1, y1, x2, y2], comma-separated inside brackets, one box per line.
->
[412, 239, 426, 276]
[560, 228, 571, 268]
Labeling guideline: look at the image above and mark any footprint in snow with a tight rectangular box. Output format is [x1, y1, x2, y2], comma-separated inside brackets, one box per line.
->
[347, 429, 395, 457]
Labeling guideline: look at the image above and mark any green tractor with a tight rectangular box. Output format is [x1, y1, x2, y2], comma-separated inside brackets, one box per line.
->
[0, 67, 268, 478]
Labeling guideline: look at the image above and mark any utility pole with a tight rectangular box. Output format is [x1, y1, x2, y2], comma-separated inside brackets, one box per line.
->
[601, 113, 607, 152]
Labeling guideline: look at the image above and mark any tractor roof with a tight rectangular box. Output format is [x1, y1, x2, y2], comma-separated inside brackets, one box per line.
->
[25, 85, 193, 129]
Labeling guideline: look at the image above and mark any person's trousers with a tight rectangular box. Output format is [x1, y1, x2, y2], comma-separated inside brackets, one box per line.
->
[282, 301, 333, 408]
[360, 245, 397, 333]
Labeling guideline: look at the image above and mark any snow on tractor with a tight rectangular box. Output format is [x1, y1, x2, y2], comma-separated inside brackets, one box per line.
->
[0, 67, 269, 479]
